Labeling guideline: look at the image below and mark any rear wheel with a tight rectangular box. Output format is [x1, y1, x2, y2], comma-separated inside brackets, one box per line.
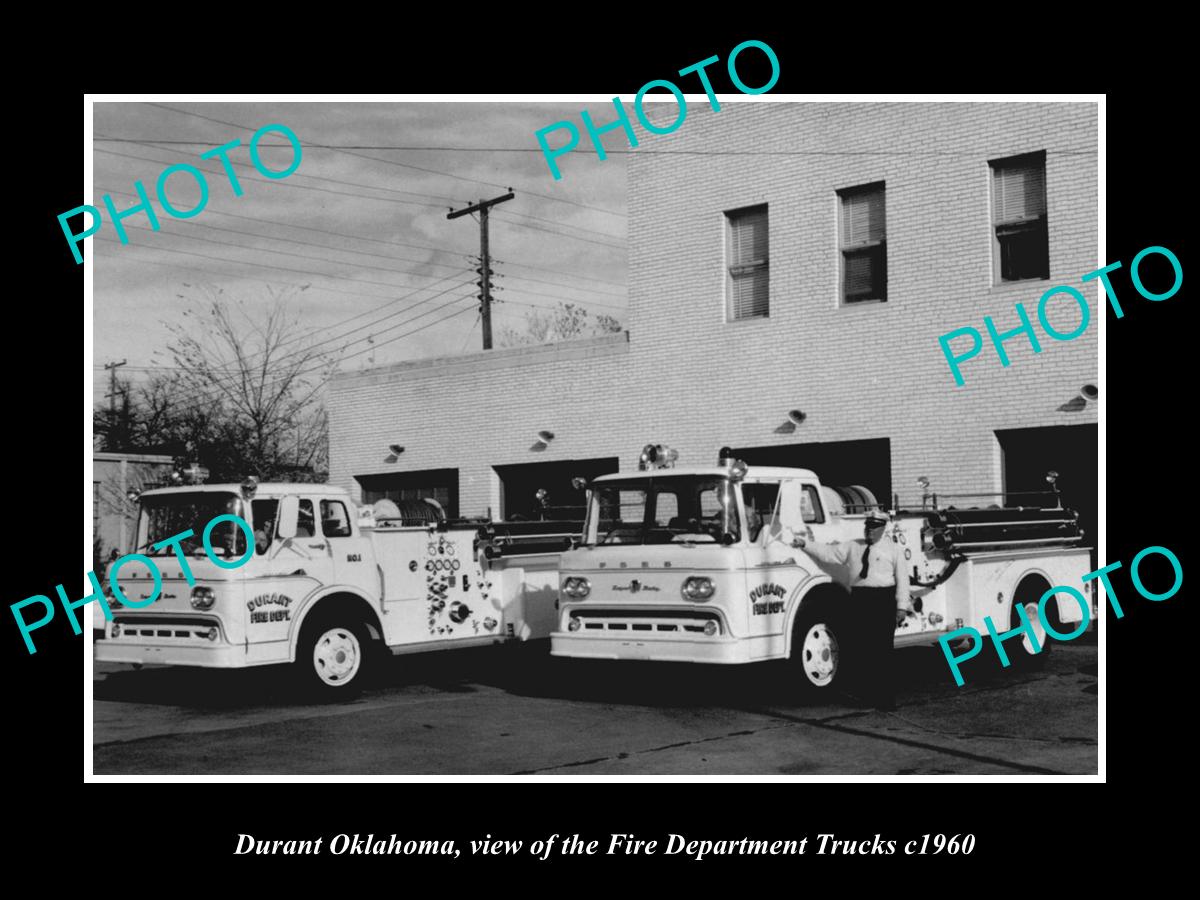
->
[790, 602, 846, 695]
[296, 616, 372, 700]
[1008, 575, 1060, 669]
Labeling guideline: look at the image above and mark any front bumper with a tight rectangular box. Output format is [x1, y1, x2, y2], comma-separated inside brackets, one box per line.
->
[550, 631, 752, 663]
[94, 640, 249, 668]
[94, 615, 247, 668]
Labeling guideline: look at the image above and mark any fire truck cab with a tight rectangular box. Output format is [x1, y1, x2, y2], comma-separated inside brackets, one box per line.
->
[94, 479, 560, 697]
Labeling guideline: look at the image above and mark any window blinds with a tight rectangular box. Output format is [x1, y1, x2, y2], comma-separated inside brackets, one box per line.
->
[841, 187, 886, 246]
[729, 206, 769, 319]
[993, 158, 1046, 224]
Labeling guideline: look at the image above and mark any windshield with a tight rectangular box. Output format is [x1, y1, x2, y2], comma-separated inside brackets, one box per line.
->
[136, 492, 248, 558]
[585, 477, 740, 546]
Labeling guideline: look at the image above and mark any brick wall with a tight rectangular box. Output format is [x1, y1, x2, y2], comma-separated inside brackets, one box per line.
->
[330, 101, 1098, 514]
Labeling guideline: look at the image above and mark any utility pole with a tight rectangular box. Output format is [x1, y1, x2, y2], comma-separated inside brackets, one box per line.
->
[447, 191, 515, 350]
[103, 359, 127, 448]
[104, 359, 127, 418]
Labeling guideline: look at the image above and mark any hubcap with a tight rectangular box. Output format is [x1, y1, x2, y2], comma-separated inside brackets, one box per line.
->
[1021, 602, 1047, 655]
[312, 627, 362, 686]
[801, 624, 839, 687]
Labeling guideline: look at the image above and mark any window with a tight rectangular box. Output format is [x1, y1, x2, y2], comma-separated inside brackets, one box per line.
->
[801, 485, 825, 524]
[653, 492, 679, 527]
[726, 205, 769, 320]
[252, 499, 278, 554]
[297, 500, 315, 538]
[320, 500, 352, 538]
[838, 183, 887, 302]
[588, 478, 739, 545]
[991, 152, 1048, 282]
[742, 482, 781, 543]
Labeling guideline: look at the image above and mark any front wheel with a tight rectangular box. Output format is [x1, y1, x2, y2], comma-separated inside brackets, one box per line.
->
[296, 618, 371, 700]
[790, 604, 845, 694]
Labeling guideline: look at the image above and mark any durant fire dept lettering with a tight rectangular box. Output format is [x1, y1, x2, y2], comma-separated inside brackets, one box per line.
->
[750, 582, 786, 615]
[248, 593, 293, 625]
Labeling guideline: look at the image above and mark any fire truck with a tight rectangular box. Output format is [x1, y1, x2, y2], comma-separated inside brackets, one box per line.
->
[94, 478, 565, 697]
[550, 445, 1094, 692]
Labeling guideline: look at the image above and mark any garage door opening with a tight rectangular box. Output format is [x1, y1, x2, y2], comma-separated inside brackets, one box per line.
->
[733, 439, 892, 507]
[997, 425, 1097, 560]
[495, 457, 620, 523]
[356, 468, 459, 519]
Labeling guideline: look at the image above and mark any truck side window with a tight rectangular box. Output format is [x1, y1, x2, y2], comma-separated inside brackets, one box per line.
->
[321, 500, 352, 538]
[801, 485, 825, 524]
[252, 499, 279, 555]
[742, 482, 780, 542]
[297, 500, 315, 538]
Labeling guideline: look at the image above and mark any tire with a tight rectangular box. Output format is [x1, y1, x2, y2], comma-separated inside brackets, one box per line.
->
[1007, 576, 1061, 670]
[296, 615, 373, 700]
[789, 601, 847, 695]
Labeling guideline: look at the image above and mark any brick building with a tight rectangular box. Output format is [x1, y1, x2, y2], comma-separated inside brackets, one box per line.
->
[328, 102, 1099, 541]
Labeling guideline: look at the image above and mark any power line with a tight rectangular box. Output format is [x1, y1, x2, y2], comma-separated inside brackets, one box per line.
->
[491, 216, 626, 251]
[93, 239, 478, 366]
[98, 144, 627, 252]
[119, 292, 480, 420]
[101, 225, 469, 295]
[115, 221, 474, 289]
[493, 208, 624, 242]
[99, 185, 627, 291]
[102, 237, 476, 361]
[95, 194, 627, 301]
[92, 135, 1099, 157]
[95, 146, 453, 212]
[133, 103, 628, 218]
[98, 133, 471, 207]
[458, 313, 482, 354]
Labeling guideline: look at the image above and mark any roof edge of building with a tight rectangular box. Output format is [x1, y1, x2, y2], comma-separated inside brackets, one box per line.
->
[331, 331, 630, 388]
[94, 452, 176, 464]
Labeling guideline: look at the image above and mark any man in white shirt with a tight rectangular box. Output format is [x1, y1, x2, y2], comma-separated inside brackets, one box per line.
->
[793, 510, 914, 709]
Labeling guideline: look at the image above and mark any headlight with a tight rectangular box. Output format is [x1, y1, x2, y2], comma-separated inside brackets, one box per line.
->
[190, 586, 216, 610]
[568, 617, 582, 632]
[681, 576, 715, 601]
[562, 577, 591, 599]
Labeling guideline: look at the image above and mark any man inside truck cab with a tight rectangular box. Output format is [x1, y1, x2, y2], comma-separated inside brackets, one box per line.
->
[793, 511, 914, 709]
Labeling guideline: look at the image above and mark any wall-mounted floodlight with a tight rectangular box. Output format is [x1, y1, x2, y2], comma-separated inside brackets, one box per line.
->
[1080, 384, 1098, 401]
[787, 409, 807, 425]
[388, 444, 405, 455]
[1057, 396, 1086, 412]
[536, 430, 555, 444]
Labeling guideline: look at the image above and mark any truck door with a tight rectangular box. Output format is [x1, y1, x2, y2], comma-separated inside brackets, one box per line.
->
[318, 497, 376, 596]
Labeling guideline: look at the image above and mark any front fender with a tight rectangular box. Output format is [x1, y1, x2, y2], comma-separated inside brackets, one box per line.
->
[782, 573, 842, 658]
[287, 585, 382, 663]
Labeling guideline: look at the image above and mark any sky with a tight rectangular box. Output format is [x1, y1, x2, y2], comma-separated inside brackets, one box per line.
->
[90, 100, 631, 404]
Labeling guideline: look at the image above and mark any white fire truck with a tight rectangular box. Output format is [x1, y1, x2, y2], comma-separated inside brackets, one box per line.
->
[94, 479, 563, 697]
[550, 445, 1094, 692]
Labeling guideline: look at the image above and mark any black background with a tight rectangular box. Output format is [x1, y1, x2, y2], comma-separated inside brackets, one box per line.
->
[12, 29, 1187, 879]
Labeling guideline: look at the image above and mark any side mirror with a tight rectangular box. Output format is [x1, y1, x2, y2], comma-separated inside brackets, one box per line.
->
[277, 495, 299, 540]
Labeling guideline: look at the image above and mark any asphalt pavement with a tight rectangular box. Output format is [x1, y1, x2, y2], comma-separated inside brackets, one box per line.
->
[92, 637, 1098, 776]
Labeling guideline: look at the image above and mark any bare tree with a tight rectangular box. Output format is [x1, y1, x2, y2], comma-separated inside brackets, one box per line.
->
[160, 284, 335, 481]
[497, 302, 623, 347]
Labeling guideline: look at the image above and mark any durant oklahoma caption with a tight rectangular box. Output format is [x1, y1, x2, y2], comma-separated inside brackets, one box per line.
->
[235, 833, 976, 859]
